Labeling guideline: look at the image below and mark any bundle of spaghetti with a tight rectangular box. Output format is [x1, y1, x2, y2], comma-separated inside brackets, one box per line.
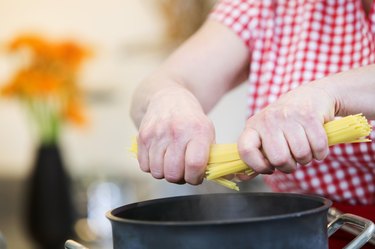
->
[130, 114, 372, 191]
[324, 114, 372, 145]
[205, 113, 372, 190]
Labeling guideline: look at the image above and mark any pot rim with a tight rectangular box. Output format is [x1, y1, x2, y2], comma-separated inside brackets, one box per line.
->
[106, 192, 332, 226]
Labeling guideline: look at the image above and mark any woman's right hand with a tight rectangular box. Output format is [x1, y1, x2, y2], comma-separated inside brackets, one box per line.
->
[237, 83, 336, 175]
[136, 86, 215, 185]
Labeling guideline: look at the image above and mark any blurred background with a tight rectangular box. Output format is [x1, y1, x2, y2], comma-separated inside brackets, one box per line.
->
[0, 0, 269, 248]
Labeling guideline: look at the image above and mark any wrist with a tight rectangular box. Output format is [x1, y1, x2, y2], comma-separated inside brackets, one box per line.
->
[131, 75, 189, 127]
[297, 80, 337, 123]
[309, 64, 375, 118]
[309, 78, 341, 116]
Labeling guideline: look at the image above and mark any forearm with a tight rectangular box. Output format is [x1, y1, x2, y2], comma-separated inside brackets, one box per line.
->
[313, 64, 375, 119]
[130, 20, 249, 129]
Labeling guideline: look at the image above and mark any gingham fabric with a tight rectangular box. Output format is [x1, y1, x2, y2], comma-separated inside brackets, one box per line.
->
[210, 0, 375, 205]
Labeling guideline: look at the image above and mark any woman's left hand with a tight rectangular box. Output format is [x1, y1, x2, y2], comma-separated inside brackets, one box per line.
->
[237, 83, 336, 175]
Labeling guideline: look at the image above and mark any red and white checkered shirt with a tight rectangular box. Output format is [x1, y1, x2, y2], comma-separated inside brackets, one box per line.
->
[210, 0, 375, 205]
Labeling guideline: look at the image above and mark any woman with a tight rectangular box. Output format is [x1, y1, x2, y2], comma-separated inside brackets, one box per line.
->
[131, 1, 375, 247]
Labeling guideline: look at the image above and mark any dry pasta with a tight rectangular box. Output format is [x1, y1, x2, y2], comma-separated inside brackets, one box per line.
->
[130, 114, 372, 191]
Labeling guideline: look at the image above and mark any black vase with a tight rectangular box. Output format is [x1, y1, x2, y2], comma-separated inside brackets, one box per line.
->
[25, 144, 76, 249]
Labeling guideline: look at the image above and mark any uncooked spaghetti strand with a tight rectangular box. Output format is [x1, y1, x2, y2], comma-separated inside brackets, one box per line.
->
[211, 177, 240, 191]
[206, 160, 249, 180]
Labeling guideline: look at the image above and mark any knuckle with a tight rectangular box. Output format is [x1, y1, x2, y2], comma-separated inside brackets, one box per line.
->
[165, 172, 183, 183]
[262, 110, 278, 126]
[169, 120, 185, 138]
[190, 120, 214, 137]
[139, 164, 150, 173]
[314, 147, 328, 160]
[303, 112, 316, 123]
[238, 144, 256, 159]
[269, 154, 290, 167]
[295, 156, 312, 166]
[185, 157, 206, 172]
[293, 148, 312, 165]
[185, 161, 206, 185]
[184, 171, 204, 185]
[279, 165, 296, 173]
[275, 160, 297, 173]
[263, 108, 278, 120]
[150, 167, 164, 179]
[138, 128, 153, 143]
[292, 107, 309, 119]
[151, 173, 164, 179]
[164, 154, 185, 183]
[200, 120, 215, 132]
[185, 176, 204, 185]
[316, 140, 328, 151]
[139, 125, 166, 145]
[252, 165, 274, 174]
[312, 141, 328, 160]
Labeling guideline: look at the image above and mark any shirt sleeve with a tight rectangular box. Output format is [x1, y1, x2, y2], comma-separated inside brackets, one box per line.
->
[209, 0, 264, 49]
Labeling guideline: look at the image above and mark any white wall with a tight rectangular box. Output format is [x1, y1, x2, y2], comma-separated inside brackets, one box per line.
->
[0, 0, 161, 177]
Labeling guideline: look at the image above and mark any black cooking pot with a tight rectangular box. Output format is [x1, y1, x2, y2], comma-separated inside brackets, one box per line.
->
[108, 192, 375, 249]
[65, 192, 375, 249]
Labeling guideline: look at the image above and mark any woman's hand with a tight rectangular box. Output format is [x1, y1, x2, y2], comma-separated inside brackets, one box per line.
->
[136, 86, 215, 185]
[131, 20, 250, 185]
[237, 64, 375, 176]
[238, 84, 336, 175]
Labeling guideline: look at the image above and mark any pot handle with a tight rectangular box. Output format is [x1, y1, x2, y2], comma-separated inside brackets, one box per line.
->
[65, 240, 89, 249]
[0, 232, 6, 249]
[327, 212, 375, 249]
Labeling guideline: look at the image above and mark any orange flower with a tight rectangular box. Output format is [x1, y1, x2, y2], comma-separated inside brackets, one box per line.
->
[55, 41, 91, 70]
[8, 34, 52, 58]
[1, 34, 90, 143]
[64, 99, 87, 126]
[3, 68, 65, 97]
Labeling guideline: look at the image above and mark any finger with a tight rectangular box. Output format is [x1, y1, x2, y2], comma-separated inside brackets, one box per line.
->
[164, 142, 187, 183]
[184, 139, 210, 185]
[303, 119, 329, 161]
[149, 141, 167, 179]
[261, 128, 296, 173]
[283, 123, 313, 165]
[223, 174, 235, 180]
[238, 129, 274, 174]
[234, 172, 259, 181]
[137, 136, 150, 173]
